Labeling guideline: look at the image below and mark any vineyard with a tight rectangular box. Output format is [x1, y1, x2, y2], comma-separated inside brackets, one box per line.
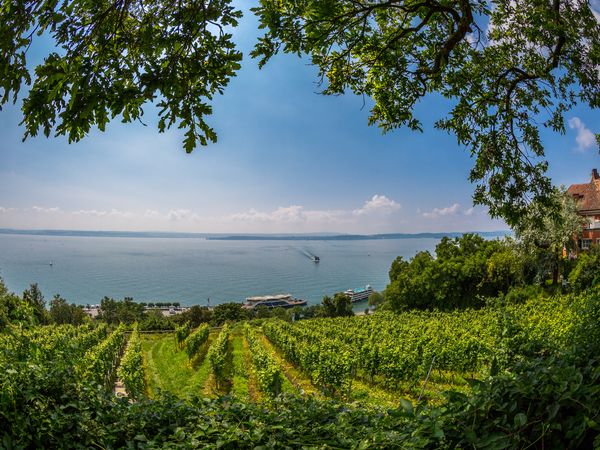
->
[1, 288, 599, 448]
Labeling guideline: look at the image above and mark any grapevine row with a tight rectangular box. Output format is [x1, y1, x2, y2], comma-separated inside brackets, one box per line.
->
[262, 295, 579, 394]
[262, 321, 353, 395]
[207, 325, 230, 389]
[117, 323, 145, 399]
[184, 324, 210, 361]
[175, 322, 191, 349]
[0, 323, 108, 363]
[244, 325, 282, 397]
[79, 324, 127, 390]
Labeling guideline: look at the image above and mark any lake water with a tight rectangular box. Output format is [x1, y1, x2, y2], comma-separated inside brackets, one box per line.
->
[0, 234, 442, 307]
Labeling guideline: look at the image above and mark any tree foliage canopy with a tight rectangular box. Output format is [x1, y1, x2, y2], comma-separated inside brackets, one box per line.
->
[252, 0, 599, 223]
[1, 1, 598, 223]
[514, 188, 584, 252]
[97, 296, 145, 324]
[322, 292, 355, 317]
[49, 294, 87, 325]
[385, 233, 525, 310]
[0, 278, 36, 328]
[1, 0, 242, 152]
[514, 187, 585, 283]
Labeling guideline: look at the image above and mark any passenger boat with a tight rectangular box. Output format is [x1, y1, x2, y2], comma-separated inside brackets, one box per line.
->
[242, 294, 307, 309]
[344, 285, 373, 303]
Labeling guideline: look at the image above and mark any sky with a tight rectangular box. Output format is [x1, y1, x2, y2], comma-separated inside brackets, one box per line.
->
[0, 5, 598, 235]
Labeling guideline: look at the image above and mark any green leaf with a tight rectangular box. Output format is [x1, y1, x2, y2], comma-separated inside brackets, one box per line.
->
[399, 398, 414, 415]
[514, 412, 527, 428]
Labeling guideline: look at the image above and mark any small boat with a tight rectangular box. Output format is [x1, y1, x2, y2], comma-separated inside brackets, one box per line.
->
[49, 261, 54, 267]
[311, 255, 320, 263]
[243, 294, 307, 309]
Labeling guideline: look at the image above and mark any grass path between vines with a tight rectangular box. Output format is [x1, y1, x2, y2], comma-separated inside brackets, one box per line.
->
[230, 328, 251, 401]
[142, 332, 214, 398]
[241, 335, 262, 402]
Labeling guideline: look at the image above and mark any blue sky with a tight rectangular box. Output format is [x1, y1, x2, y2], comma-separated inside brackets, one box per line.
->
[0, 5, 598, 234]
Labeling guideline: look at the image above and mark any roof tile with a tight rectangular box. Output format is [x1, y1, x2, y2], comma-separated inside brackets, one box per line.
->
[567, 170, 600, 212]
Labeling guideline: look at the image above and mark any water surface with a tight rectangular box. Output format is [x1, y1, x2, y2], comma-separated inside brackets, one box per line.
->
[0, 234, 442, 306]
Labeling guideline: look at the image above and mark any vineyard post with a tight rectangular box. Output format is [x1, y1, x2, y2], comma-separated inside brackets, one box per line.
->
[418, 355, 435, 402]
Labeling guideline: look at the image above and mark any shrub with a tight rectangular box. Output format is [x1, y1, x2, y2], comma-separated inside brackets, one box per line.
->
[569, 246, 600, 292]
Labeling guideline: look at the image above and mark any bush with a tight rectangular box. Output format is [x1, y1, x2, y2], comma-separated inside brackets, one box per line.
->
[569, 246, 600, 292]
[385, 234, 524, 310]
[139, 310, 175, 331]
[173, 305, 213, 327]
[504, 284, 545, 304]
[211, 303, 249, 326]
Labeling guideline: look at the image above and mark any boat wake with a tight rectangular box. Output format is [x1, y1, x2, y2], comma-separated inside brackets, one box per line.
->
[300, 247, 320, 263]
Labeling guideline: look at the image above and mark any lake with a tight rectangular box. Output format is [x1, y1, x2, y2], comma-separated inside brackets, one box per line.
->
[0, 233, 445, 307]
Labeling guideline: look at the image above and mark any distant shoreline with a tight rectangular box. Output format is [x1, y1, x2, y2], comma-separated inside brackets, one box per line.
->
[0, 228, 510, 241]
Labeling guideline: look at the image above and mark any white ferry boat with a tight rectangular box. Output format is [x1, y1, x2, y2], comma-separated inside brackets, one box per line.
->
[344, 285, 373, 303]
[242, 294, 307, 309]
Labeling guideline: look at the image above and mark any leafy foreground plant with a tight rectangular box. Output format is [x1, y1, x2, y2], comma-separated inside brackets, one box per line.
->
[1, 355, 598, 449]
[2, 354, 599, 447]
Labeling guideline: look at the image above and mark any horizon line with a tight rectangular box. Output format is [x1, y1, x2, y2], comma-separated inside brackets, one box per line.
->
[0, 227, 511, 240]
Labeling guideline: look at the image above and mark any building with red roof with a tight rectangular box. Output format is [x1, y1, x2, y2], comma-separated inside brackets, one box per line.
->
[567, 169, 600, 250]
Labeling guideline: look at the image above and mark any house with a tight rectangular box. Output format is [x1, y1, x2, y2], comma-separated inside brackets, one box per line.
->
[567, 168, 600, 250]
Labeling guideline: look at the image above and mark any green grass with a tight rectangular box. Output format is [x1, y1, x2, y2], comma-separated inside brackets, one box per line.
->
[241, 335, 262, 402]
[142, 332, 213, 399]
[230, 328, 250, 400]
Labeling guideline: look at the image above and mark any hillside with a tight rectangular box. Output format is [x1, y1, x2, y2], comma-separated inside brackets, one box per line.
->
[1, 286, 599, 448]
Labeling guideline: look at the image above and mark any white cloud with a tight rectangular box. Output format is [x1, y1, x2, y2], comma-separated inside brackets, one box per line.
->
[352, 195, 401, 216]
[107, 209, 133, 218]
[422, 203, 473, 219]
[229, 194, 401, 230]
[230, 206, 307, 223]
[167, 209, 191, 221]
[31, 206, 61, 213]
[167, 209, 200, 222]
[0, 198, 506, 234]
[72, 209, 133, 218]
[72, 209, 105, 216]
[569, 117, 597, 151]
[144, 209, 160, 218]
[303, 209, 347, 223]
[229, 208, 265, 222]
[271, 205, 307, 223]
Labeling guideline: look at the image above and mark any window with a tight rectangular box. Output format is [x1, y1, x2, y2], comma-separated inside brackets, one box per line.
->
[581, 239, 592, 250]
